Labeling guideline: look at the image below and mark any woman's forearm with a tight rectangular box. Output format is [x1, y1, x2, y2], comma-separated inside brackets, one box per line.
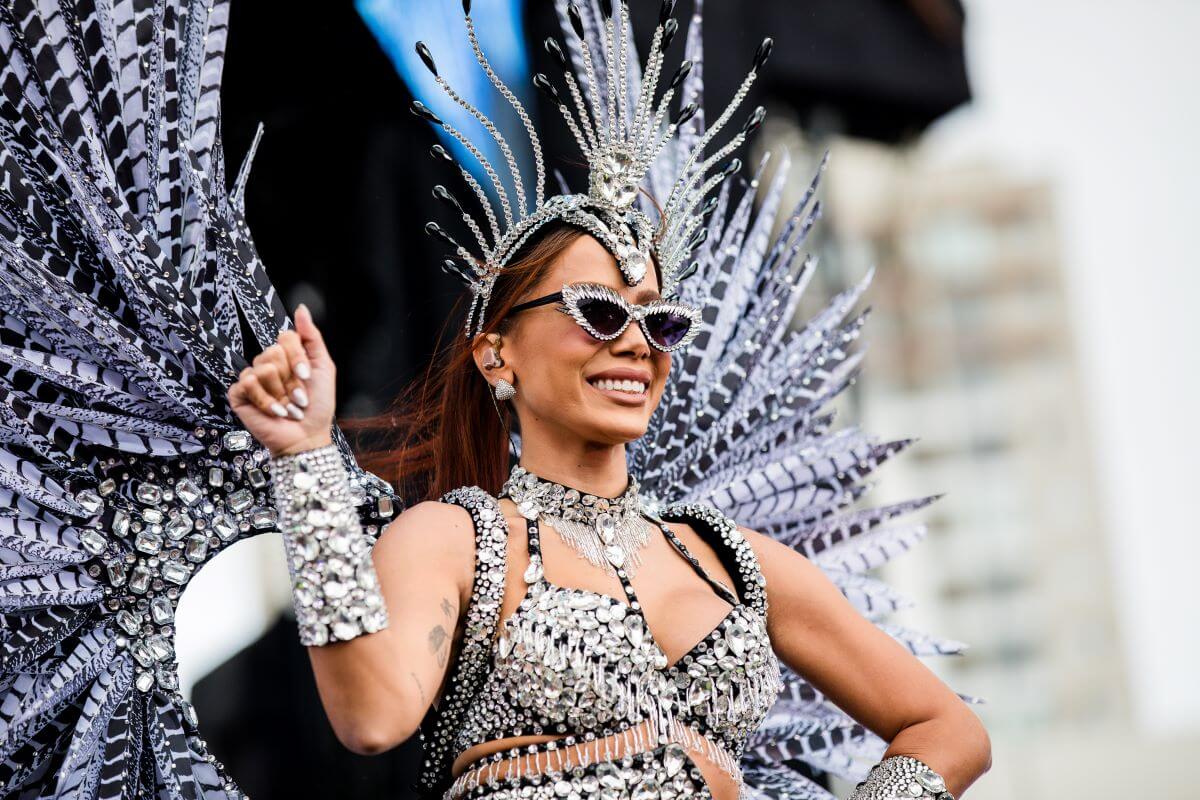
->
[269, 443, 475, 755]
[874, 707, 992, 797]
[269, 442, 414, 752]
[305, 623, 421, 754]
[270, 442, 389, 646]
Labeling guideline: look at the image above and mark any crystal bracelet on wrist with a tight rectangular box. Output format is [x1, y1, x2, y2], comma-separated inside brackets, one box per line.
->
[847, 755, 956, 800]
[269, 442, 389, 646]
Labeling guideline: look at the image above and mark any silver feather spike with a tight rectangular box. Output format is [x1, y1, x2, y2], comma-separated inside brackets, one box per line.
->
[409, 0, 775, 334]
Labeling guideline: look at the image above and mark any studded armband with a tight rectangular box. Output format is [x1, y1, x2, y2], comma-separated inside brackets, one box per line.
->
[269, 443, 389, 646]
[847, 755, 956, 800]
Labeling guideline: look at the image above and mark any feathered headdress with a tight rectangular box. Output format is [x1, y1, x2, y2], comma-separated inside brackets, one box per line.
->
[410, 0, 771, 335]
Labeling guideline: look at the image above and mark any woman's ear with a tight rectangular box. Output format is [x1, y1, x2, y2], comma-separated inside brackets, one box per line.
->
[471, 333, 511, 387]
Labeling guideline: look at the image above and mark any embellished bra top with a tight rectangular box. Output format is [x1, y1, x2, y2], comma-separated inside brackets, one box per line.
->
[414, 487, 783, 798]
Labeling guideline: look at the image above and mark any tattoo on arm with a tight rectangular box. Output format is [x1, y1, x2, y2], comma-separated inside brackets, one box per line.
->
[428, 595, 458, 668]
[409, 671, 427, 705]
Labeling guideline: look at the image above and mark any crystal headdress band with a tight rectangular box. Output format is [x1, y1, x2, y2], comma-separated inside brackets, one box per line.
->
[410, 0, 771, 336]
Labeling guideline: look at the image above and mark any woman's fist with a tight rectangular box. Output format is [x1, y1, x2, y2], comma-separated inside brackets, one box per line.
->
[227, 303, 337, 457]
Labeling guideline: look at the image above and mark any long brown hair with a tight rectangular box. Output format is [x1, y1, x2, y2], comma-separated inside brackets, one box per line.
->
[339, 221, 586, 501]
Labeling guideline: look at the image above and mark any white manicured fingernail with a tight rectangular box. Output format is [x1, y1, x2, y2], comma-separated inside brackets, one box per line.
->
[270, 402, 288, 418]
[295, 361, 311, 380]
[286, 403, 304, 420]
[292, 386, 308, 408]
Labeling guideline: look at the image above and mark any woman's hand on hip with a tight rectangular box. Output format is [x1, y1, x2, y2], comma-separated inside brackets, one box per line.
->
[226, 303, 336, 457]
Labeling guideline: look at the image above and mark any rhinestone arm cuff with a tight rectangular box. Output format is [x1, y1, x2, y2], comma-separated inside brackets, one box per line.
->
[846, 755, 956, 800]
[270, 443, 389, 646]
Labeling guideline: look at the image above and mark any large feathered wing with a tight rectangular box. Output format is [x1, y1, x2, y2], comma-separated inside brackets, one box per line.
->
[632, 149, 980, 800]
[0, 2, 394, 796]
[610, 9, 983, 800]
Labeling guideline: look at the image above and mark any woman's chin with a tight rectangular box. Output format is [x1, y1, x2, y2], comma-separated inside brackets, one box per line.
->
[601, 419, 652, 444]
[577, 416, 651, 446]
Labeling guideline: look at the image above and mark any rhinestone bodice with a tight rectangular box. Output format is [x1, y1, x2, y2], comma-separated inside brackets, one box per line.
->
[459, 580, 778, 755]
[430, 493, 782, 795]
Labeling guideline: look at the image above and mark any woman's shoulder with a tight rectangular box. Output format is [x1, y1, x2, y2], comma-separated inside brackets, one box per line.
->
[375, 497, 480, 562]
[378, 487, 511, 554]
[391, 497, 476, 528]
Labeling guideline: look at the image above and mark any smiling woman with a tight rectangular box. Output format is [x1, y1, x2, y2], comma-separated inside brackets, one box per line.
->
[329, 221, 792, 800]
[0, 0, 987, 797]
[479, 234, 680, 452]
[248, 0, 988, 796]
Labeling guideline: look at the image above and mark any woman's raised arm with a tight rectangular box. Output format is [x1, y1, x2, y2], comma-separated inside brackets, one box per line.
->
[228, 305, 477, 754]
[304, 500, 476, 754]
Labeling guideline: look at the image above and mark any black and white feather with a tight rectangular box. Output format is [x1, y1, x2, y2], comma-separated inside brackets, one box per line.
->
[0, 1, 394, 797]
[611, 5, 982, 798]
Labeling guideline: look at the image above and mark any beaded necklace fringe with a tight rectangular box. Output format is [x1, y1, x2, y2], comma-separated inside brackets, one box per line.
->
[501, 465, 653, 578]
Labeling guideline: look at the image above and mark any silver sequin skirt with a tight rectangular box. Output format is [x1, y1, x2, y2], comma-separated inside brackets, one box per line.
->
[450, 742, 715, 799]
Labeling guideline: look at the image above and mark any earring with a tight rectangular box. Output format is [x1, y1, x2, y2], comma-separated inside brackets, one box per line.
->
[494, 378, 516, 401]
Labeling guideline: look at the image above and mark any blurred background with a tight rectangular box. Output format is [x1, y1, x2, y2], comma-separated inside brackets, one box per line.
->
[176, 1, 1200, 797]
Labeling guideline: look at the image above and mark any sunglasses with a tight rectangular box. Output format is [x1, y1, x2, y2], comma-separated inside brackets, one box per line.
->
[505, 283, 701, 352]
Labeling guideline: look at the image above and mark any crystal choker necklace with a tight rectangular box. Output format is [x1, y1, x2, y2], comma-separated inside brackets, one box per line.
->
[500, 465, 651, 578]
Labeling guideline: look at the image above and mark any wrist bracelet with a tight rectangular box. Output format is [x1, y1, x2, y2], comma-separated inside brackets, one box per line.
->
[847, 755, 955, 800]
[270, 443, 389, 646]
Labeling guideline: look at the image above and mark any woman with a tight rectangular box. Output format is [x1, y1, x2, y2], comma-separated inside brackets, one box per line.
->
[232, 194, 990, 800]
[0, 0, 988, 798]
[230, 1, 992, 797]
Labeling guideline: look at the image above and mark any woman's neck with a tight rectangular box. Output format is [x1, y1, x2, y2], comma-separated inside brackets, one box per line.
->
[516, 430, 630, 499]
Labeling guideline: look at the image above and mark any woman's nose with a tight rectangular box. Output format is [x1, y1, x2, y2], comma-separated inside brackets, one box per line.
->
[612, 320, 652, 357]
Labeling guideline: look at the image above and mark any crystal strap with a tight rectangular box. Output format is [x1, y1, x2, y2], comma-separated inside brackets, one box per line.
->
[415, 487, 510, 797]
[847, 754, 956, 800]
[663, 503, 769, 616]
[269, 443, 389, 646]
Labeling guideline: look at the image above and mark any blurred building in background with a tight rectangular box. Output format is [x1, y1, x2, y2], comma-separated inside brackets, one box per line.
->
[810, 135, 1129, 731]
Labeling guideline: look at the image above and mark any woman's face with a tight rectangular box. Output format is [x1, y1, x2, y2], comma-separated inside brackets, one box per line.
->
[496, 234, 671, 447]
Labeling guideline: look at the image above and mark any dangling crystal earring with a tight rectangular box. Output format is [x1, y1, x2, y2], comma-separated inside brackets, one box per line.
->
[494, 378, 516, 401]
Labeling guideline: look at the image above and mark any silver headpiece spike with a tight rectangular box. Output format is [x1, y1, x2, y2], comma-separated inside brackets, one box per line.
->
[411, 0, 773, 337]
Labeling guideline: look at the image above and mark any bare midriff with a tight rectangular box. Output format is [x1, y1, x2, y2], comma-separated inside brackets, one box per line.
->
[448, 718, 741, 800]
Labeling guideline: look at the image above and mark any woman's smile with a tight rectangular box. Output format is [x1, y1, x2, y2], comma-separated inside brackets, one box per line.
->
[585, 367, 654, 405]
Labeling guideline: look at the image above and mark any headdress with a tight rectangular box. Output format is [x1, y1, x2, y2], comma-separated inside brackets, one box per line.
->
[410, 0, 771, 335]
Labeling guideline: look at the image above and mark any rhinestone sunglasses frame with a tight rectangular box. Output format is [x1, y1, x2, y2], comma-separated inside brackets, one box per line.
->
[506, 282, 702, 352]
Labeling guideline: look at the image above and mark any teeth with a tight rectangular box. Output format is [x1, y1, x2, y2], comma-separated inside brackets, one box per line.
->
[590, 378, 647, 395]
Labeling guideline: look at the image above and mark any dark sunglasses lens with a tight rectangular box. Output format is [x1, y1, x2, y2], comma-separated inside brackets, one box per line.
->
[644, 312, 693, 348]
[576, 298, 628, 337]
